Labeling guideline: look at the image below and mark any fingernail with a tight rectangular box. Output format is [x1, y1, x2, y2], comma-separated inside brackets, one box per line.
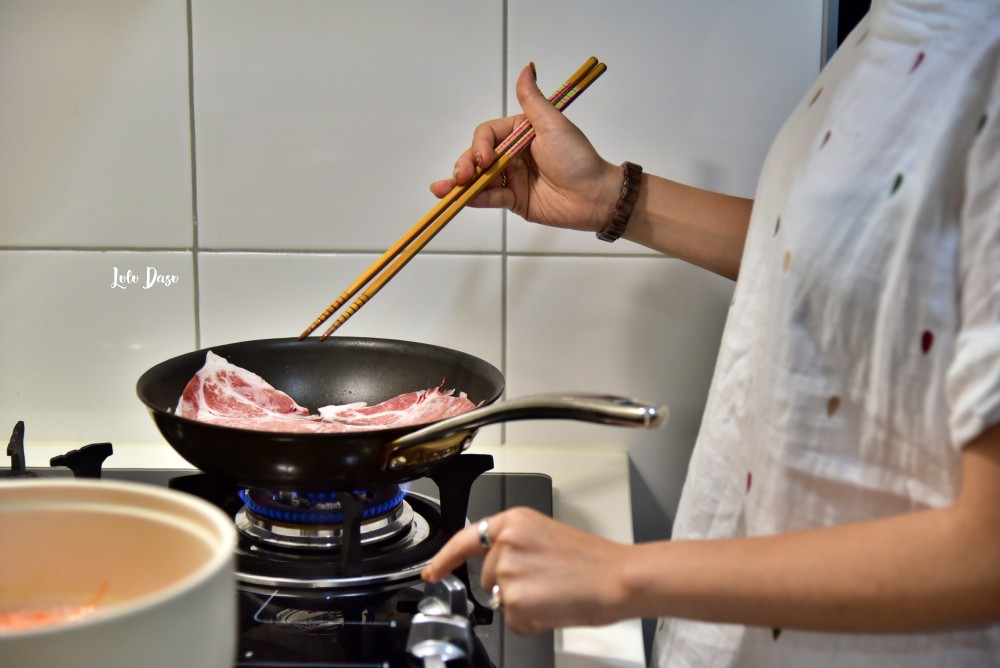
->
[529, 61, 537, 81]
[474, 151, 483, 166]
[453, 165, 459, 179]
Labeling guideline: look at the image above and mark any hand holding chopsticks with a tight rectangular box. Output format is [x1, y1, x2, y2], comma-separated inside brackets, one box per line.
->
[299, 57, 607, 340]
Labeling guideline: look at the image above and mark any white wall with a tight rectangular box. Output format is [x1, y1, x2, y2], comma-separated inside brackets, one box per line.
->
[0, 0, 822, 542]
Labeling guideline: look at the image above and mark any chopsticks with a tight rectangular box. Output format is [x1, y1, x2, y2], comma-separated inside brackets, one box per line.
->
[299, 57, 607, 340]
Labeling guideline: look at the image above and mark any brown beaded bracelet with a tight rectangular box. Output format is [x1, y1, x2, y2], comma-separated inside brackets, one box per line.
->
[596, 161, 643, 242]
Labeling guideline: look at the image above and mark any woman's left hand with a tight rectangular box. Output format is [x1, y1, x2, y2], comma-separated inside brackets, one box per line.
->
[421, 507, 631, 635]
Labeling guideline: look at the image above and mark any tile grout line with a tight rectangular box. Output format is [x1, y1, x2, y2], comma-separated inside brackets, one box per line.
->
[187, 0, 202, 351]
[0, 245, 664, 260]
[500, 0, 509, 445]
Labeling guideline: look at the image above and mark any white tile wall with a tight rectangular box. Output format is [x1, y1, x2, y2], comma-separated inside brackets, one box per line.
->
[0, 0, 823, 541]
[505, 256, 735, 527]
[0, 1, 192, 248]
[0, 251, 195, 444]
[192, 0, 505, 253]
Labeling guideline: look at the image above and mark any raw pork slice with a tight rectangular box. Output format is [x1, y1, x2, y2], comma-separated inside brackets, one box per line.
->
[175, 351, 478, 434]
[317, 385, 477, 430]
[176, 351, 325, 433]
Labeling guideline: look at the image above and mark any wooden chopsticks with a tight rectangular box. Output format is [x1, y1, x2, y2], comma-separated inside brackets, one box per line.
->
[299, 57, 607, 340]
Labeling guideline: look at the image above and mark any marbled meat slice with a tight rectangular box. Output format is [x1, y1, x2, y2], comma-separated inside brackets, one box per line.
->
[175, 351, 477, 434]
[317, 384, 477, 430]
[176, 351, 322, 433]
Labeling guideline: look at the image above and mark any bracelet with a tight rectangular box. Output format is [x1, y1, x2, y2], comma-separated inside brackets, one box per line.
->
[596, 161, 643, 243]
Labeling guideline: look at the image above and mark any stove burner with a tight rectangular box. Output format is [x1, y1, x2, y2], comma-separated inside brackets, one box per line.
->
[237, 499, 418, 552]
[236, 485, 414, 551]
[239, 485, 406, 524]
[235, 493, 439, 593]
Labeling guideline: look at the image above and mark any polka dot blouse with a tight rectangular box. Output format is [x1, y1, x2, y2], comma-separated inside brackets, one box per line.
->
[654, 1, 1000, 665]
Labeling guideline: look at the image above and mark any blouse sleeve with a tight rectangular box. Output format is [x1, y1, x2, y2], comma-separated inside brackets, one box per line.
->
[947, 57, 1000, 449]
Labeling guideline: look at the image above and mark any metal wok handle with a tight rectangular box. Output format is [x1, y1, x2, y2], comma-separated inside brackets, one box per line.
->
[382, 394, 668, 471]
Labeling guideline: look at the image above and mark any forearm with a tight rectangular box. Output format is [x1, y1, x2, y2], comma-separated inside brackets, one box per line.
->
[622, 173, 753, 281]
[617, 500, 1000, 633]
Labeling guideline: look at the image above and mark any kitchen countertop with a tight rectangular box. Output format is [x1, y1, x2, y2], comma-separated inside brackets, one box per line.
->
[24, 441, 646, 668]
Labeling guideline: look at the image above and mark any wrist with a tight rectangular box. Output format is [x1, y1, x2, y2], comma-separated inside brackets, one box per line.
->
[585, 162, 625, 232]
[608, 541, 662, 620]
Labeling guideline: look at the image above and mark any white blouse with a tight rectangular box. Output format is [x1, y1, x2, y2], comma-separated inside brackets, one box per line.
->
[653, 1, 1000, 665]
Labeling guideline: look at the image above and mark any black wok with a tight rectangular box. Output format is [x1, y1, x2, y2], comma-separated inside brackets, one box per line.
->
[136, 337, 667, 491]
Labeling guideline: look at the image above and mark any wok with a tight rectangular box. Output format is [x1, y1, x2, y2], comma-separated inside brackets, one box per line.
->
[136, 337, 667, 491]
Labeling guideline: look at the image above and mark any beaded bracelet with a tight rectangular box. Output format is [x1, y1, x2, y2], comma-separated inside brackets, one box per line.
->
[596, 161, 643, 242]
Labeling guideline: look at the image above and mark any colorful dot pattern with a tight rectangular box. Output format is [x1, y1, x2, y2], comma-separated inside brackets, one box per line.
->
[769, 42, 987, 412]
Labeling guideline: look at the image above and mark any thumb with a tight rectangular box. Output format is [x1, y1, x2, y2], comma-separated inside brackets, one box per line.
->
[515, 63, 567, 135]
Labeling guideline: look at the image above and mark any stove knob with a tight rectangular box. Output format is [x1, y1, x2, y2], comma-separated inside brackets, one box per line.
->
[418, 574, 474, 617]
[407, 575, 474, 667]
[407, 612, 472, 667]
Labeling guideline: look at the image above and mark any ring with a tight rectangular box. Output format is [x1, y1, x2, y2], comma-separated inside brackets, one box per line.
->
[477, 518, 492, 550]
[501, 171, 507, 188]
[488, 584, 503, 611]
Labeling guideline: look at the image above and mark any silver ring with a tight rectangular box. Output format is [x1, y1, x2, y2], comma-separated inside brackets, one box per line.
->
[500, 171, 507, 188]
[477, 518, 492, 550]
[488, 584, 503, 611]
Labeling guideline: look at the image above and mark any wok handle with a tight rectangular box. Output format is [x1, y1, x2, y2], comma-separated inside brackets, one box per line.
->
[383, 394, 668, 470]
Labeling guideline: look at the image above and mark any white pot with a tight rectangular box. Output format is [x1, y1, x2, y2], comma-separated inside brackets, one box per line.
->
[0, 479, 237, 668]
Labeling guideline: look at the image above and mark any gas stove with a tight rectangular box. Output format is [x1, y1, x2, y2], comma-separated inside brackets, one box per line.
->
[3, 422, 555, 667]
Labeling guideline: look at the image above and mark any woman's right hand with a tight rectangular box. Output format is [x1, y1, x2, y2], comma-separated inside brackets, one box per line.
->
[430, 64, 623, 234]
